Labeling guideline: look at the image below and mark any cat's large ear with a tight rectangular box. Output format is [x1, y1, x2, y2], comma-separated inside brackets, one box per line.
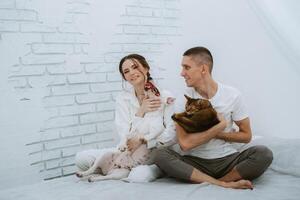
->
[184, 94, 192, 101]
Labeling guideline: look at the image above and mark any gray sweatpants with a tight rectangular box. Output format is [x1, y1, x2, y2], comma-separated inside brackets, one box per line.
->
[154, 145, 273, 181]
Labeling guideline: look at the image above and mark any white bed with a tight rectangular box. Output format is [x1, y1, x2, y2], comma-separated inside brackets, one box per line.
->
[0, 136, 299, 200]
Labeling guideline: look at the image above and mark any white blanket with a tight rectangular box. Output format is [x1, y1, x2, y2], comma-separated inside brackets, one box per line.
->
[0, 136, 299, 200]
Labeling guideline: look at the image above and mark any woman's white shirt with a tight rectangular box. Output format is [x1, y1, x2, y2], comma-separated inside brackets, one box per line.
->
[114, 87, 177, 148]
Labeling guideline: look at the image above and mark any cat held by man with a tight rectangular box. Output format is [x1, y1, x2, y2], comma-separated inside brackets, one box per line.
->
[172, 95, 220, 133]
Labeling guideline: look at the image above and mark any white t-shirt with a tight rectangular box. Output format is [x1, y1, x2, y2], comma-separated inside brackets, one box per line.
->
[178, 82, 249, 159]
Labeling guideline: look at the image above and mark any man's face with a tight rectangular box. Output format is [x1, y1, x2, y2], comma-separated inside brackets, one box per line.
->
[181, 56, 204, 87]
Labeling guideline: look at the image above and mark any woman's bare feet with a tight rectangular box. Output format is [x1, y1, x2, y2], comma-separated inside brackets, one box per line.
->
[223, 180, 253, 190]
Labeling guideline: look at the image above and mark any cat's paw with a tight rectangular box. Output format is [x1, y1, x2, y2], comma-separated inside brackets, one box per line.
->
[166, 97, 176, 104]
[88, 177, 94, 182]
[75, 171, 83, 178]
[139, 137, 147, 144]
[118, 145, 127, 152]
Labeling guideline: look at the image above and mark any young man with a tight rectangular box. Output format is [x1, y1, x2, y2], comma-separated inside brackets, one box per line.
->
[155, 47, 273, 189]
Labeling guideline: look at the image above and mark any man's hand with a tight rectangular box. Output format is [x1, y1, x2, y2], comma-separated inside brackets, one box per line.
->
[215, 129, 237, 140]
[176, 113, 228, 151]
[217, 113, 227, 125]
[216, 113, 227, 131]
[215, 118, 252, 143]
[214, 113, 230, 140]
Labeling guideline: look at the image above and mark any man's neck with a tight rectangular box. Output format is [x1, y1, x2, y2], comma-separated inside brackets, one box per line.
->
[195, 79, 218, 99]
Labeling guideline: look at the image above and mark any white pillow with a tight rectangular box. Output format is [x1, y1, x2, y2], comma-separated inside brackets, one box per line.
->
[122, 165, 163, 183]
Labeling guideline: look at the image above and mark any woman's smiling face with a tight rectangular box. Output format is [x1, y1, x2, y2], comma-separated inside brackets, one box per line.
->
[121, 58, 148, 86]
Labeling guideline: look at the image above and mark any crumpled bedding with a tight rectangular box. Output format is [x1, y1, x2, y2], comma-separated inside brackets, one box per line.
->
[0, 136, 299, 200]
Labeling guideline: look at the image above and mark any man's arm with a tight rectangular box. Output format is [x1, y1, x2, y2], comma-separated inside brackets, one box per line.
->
[176, 116, 227, 151]
[215, 117, 252, 143]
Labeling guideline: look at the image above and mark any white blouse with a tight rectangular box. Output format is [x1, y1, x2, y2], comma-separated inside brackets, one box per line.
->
[114, 87, 177, 149]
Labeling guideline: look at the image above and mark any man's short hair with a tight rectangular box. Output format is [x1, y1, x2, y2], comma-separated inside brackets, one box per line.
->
[183, 47, 213, 73]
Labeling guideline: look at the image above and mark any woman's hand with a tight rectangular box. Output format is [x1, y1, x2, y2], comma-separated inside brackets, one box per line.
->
[127, 136, 145, 152]
[136, 96, 161, 117]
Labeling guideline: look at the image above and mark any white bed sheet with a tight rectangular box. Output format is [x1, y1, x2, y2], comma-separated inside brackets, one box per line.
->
[1, 136, 300, 200]
[0, 169, 299, 200]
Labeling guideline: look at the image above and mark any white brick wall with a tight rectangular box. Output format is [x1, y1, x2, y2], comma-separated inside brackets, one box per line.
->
[1, 0, 180, 181]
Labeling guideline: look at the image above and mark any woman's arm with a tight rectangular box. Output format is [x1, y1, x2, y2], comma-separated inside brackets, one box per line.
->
[147, 92, 177, 148]
[116, 94, 162, 150]
[155, 101, 177, 147]
[131, 96, 161, 133]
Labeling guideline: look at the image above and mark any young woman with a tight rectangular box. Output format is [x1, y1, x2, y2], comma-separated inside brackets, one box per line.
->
[75, 54, 176, 182]
[116, 54, 176, 152]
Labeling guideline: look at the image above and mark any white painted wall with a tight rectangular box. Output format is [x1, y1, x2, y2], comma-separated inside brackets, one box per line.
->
[0, 0, 299, 190]
[0, 0, 180, 189]
[160, 0, 300, 140]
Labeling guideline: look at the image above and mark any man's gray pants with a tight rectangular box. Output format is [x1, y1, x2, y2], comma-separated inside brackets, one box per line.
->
[154, 145, 273, 181]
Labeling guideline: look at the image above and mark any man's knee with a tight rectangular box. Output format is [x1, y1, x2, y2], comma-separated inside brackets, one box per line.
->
[254, 145, 273, 167]
[238, 145, 273, 180]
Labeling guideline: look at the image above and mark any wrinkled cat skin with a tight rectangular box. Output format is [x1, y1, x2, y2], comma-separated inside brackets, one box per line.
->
[172, 95, 219, 133]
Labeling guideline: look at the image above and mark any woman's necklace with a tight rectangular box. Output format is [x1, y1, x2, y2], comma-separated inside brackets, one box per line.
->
[137, 94, 145, 105]
[135, 85, 146, 105]
[136, 93, 145, 105]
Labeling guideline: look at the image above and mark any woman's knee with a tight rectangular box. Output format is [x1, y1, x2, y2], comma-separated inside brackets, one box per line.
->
[75, 151, 95, 171]
[75, 149, 111, 171]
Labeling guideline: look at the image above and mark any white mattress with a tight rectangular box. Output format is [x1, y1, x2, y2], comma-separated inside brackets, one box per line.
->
[1, 136, 299, 200]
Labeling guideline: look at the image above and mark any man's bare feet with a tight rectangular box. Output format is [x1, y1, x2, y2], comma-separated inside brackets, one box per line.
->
[223, 180, 253, 190]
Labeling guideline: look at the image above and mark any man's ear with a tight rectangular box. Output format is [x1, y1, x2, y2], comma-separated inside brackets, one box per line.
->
[201, 64, 208, 74]
[201, 64, 210, 74]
